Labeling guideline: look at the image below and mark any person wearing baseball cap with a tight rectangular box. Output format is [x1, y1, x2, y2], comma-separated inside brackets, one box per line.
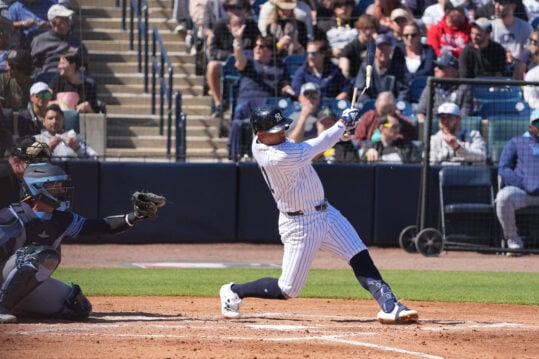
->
[288, 82, 322, 142]
[495, 109, 539, 255]
[17, 82, 53, 137]
[0, 48, 33, 111]
[429, 102, 487, 164]
[458, 17, 507, 78]
[415, 52, 474, 123]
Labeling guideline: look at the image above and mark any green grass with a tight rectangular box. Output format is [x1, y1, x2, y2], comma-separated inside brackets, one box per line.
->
[53, 268, 539, 305]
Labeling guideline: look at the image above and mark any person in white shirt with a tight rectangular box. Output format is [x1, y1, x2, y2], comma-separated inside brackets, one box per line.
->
[34, 103, 97, 160]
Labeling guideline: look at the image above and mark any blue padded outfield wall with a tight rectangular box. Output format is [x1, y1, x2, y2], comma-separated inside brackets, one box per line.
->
[61, 161, 433, 246]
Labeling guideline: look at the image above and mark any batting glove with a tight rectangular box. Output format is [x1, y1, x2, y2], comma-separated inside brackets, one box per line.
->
[341, 107, 360, 129]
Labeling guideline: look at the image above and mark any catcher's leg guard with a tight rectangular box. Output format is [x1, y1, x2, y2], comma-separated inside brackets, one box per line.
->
[55, 282, 92, 321]
[0, 246, 60, 312]
[350, 251, 397, 313]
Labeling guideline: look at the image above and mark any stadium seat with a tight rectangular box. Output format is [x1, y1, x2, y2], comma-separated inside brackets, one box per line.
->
[396, 99, 416, 118]
[354, 98, 375, 116]
[63, 110, 80, 133]
[322, 98, 351, 117]
[472, 84, 523, 105]
[476, 99, 531, 120]
[266, 97, 298, 117]
[487, 117, 530, 163]
[283, 54, 306, 79]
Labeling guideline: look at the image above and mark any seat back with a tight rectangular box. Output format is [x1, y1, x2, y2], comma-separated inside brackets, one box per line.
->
[439, 166, 494, 206]
[487, 117, 529, 163]
[322, 98, 351, 117]
[476, 99, 530, 120]
[266, 97, 298, 117]
[408, 75, 427, 103]
[63, 110, 80, 133]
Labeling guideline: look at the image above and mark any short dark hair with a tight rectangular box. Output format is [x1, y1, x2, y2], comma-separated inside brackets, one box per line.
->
[331, 0, 355, 10]
[46, 103, 65, 117]
[61, 51, 83, 70]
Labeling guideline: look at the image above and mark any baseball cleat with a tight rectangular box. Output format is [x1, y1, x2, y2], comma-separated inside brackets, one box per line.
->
[220, 283, 241, 318]
[0, 313, 17, 323]
[506, 238, 524, 257]
[377, 302, 418, 324]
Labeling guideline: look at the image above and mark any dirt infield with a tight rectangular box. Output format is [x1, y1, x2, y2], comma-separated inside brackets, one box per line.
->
[1, 244, 538, 358]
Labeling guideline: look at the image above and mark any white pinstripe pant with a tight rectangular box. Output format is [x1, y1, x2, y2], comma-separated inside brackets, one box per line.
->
[277, 204, 367, 298]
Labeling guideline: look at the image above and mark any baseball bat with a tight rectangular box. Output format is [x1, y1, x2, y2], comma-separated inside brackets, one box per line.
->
[361, 40, 376, 97]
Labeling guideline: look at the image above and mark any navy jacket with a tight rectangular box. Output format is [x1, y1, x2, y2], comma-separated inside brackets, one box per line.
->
[498, 132, 539, 196]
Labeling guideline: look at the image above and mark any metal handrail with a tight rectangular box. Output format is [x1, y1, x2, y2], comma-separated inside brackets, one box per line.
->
[175, 91, 187, 162]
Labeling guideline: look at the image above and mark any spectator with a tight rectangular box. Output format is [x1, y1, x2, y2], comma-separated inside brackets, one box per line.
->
[476, 0, 528, 21]
[429, 102, 487, 163]
[522, 0, 539, 23]
[264, 0, 309, 58]
[495, 109, 539, 255]
[0, 135, 50, 207]
[316, 0, 358, 60]
[258, 0, 314, 40]
[291, 39, 351, 99]
[0, 16, 16, 72]
[523, 30, 539, 108]
[30, 4, 89, 83]
[490, 0, 533, 78]
[353, 91, 417, 148]
[459, 17, 508, 77]
[172, 0, 190, 34]
[427, 0, 471, 58]
[227, 30, 294, 161]
[288, 82, 323, 141]
[387, 8, 413, 50]
[362, 113, 422, 163]
[49, 51, 99, 113]
[404, 0, 438, 18]
[353, 33, 408, 103]
[34, 103, 98, 159]
[401, 21, 436, 102]
[206, 0, 259, 119]
[415, 53, 474, 122]
[202, 0, 228, 45]
[17, 81, 50, 136]
[6, 0, 54, 46]
[0, 48, 33, 111]
[365, 0, 411, 30]
[339, 14, 378, 80]
[422, 0, 448, 31]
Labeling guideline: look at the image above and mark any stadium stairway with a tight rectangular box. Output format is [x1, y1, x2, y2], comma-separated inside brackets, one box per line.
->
[72, 0, 229, 161]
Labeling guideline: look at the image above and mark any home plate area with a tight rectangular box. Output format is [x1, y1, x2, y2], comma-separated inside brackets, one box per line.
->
[3, 297, 537, 359]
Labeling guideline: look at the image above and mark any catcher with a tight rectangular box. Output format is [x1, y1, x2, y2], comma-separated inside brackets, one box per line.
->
[0, 163, 166, 323]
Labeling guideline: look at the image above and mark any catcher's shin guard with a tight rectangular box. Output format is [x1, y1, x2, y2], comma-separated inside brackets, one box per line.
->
[0, 247, 60, 311]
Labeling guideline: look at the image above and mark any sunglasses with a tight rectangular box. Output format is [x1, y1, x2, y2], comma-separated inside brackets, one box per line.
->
[382, 123, 401, 130]
[303, 91, 320, 99]
[35, 91, 52, 100]
[403, 33, 419, 38]
[307, 51, 321, 57]
[528, 38, 539, 45]
[255, 43, 269, 49]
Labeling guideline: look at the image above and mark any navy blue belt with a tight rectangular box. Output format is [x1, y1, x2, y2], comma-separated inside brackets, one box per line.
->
[286, 202, 328, 216]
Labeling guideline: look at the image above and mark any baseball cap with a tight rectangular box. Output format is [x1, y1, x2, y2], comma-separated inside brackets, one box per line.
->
[273, 0, 297, 10]
[300, 82, 320, 96]
[529, 109, 539, 124]
[435, 53, 459, 70]
[6, 48, 32, 68]
[375, 33, 392, 47]
[444, 0, 469, 10]
[471, 17, 492, 32]
[47, 4, 74, 21]
[390, 8, 409, 21]
[437, 102, 461, 116]
[30, 82, 51, 96]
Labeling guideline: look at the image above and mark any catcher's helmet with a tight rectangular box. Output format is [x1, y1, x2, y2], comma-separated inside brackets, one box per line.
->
[250, 105, 292, 134]
[22, 163, 73, 211]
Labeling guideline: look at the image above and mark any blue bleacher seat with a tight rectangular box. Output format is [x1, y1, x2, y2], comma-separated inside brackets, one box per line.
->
[354, 98, 375, 116]
[63, 110, 80, 133]
[409, 76, 428, 103]
[266, 97, 298, 117]
[396, 99, 416, 118]
[476, 100, 531, 120]
[322, 98, 351, 117]
[487, 117, 530, 163]
[283, 54, 306, 79]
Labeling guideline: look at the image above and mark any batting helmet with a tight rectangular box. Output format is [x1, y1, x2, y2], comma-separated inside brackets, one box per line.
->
[22, 163, 73, 211]
[250, 105, 292, 134]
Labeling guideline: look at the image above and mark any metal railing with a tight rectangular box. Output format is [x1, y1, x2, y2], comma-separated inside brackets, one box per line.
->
[118, 0, 187, 161]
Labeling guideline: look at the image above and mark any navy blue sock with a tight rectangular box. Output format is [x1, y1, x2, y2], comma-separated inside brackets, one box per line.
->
[232, 277, 286, 299]
[349, 251, 397, 313]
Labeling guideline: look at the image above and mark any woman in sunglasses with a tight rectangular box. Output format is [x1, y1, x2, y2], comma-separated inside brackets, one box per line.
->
[401, 21, 435, 102]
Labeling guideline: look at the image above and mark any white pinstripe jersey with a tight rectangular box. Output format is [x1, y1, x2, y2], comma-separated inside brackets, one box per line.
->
[252, 122, 347, 213]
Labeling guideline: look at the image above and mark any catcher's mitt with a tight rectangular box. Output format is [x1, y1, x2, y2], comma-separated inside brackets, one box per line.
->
[132, 191, 167, 218]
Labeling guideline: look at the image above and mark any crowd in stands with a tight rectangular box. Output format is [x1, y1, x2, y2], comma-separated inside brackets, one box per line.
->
[0, 1, 102, 160]
[176, 0, 539, 163]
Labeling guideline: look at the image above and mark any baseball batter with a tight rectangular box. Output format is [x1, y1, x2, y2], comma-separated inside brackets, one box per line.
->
[220, 104, 418, 324]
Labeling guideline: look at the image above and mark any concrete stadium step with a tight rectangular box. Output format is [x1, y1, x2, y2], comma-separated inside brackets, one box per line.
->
[99, 93, 210, 106]
[92, 72, 202, 86]
[89, 51, 196, 64]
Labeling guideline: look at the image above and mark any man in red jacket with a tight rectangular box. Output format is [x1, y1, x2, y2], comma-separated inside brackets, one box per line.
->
[427, 0, 471, 58]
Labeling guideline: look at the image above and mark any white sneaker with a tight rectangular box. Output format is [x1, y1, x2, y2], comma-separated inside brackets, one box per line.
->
[0, 313, 17, 323]
[506, 238, 524, 257]
[377, 302, 418, 324]
[220, 283, 241, 318]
